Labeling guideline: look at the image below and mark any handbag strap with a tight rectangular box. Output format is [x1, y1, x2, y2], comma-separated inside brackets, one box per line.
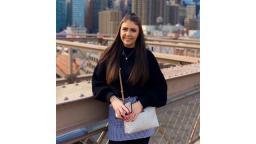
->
[118, 68, 125, 104]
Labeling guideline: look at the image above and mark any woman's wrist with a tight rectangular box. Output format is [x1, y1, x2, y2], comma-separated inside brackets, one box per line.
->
[110, 95, 117, 103]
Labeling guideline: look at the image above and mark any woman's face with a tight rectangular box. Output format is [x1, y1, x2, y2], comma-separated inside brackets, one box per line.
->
[120, 20, 139, 48]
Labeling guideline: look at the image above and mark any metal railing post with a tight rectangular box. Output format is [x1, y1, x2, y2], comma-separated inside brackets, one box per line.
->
[188, 113, 200, 144]
[67, 48, 73, 83]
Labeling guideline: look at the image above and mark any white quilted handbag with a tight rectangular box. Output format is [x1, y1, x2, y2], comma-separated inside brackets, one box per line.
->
[119, 68, 159, 134]
[124, 106, 159, 134]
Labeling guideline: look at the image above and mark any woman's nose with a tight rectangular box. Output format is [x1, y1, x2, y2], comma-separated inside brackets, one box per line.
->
[126, 30, 132, 35]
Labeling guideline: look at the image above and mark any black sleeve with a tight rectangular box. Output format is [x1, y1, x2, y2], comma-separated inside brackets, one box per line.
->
[137, 50, 167, 108]
[92, 62, 118, 103]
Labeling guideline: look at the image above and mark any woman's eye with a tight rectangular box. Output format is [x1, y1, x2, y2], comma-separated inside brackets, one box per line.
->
[131, 29, 137, 32]
[122, 27, 137, 33]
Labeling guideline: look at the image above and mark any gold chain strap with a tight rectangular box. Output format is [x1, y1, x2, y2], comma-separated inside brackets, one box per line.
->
[118, 68, 125, 104]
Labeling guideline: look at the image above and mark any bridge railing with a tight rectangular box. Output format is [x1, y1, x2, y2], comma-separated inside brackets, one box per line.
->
[56, 40, 199, 83]
[56, 64, 200, 136]
[56, 85, 200, 144]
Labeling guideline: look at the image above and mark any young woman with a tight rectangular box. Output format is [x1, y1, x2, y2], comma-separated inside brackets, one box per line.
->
[92, 13, 167, 144]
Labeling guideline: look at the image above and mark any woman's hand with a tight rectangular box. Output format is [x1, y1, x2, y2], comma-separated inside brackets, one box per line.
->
[124, 101, 143, 122]
[110, 96, 130, 119]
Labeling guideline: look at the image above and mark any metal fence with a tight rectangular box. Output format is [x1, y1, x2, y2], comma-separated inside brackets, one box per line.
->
[67, 86, 200, 144]
[150, 87, 200, 144]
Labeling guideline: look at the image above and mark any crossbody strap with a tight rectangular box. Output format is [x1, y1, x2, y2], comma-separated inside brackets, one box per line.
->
[118, 68, 125, 104]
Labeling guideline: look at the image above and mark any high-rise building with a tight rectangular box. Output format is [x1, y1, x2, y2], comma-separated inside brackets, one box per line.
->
[164, 4, 179, 25]
[126, 0, 132, 15]
[194, 0, 200, 18]
[56, 0, 67, 32]
[91, 0, 108, 33]
[170, 5, 179, 25]
[108, 0, 114, 9]
[71, 0, 86, 27]
[100, 0, 108, 10]
[132, 0, 148, 25]
[86, 0, 93, 33]
[120, 0, 126, 17]
[183, 0, 194, 5]
[157, 0, 166, 21]
[66, 0, 72, 27]
[148, 0, 165, 25]
[178, 6, 186, 25]
[133, 0, 182, 25]
[99, 10, 121, 35]
[184, 18, 199, 30]
[113, 0, 120, 10]
[184, 4, 199, 29]
[186, 4, 196, 19]
[132, 0, 167, 25]
[176, 0, 183, 5]
[110, 0, 131, 18]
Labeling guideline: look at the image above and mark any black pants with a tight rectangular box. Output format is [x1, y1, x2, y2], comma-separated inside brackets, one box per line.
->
[109, 137, 150, 144]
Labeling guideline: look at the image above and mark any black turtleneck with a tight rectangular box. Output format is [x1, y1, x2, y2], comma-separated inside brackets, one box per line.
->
[92, 48, 167, 108]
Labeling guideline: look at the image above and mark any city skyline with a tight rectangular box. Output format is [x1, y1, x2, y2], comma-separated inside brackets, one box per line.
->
[56, 0, 200, 33]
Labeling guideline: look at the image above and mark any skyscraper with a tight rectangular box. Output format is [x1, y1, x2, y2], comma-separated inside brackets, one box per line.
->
[111, 0, 132, 18]
[147, 0, 153, 24]
[179, 5, 186, 25]
[99, 10, 121, 35]
[56, 0, 67, 32]
[71, 0, 86, 27]
[164, 0, 182, 25]
[184, 18, 199, 30]
[156, 0, 165, 21]
[100, 0, 108, 10]
[120, 0, 126, 17]
[186, 4, 196, 19]
[108, 0, 114, 9]
[66, 0, 72, 27]
[126, 0, 132, 15]
[86, 0, 93, 33]
[132, 0, 148, 25]
[91, 0, 108, 33]
[132, 0, 165, 25]
[183, 0, 194, 5]
[169, 5, 179, 25]
[194, 0, 200, 18]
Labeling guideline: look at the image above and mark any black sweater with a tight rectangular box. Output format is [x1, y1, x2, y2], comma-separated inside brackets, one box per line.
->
[92, 47, 167, 108]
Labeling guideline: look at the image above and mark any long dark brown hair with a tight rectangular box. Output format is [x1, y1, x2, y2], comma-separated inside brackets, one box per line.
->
[98, 13, 149, 86]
